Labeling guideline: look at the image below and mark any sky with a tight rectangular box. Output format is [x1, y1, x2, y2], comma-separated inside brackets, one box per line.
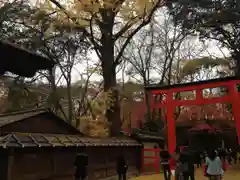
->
[70, 39, 230, 83]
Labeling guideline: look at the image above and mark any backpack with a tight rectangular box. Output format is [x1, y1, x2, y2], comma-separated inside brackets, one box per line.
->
[180, 162, 189, 172]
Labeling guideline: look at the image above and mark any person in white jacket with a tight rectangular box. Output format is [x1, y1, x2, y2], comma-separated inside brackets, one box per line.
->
[205, 150, 224, 180]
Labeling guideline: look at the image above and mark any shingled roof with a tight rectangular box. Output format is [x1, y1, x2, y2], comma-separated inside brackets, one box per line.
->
[0, 133, 141, 148]
[0, 108, 47, 127]
[0, 108, 81, 134]
[122, 128, 164, 142]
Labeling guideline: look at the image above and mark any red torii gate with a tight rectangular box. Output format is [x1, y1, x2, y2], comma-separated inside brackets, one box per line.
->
[145, 76, 240, 169]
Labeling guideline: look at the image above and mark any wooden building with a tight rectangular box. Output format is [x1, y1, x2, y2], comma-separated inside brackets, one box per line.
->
[122, 129, 164, 174]
[0, 108, 141, 180]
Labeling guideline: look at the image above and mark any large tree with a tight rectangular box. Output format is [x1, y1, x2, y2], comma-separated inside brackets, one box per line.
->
[167, 0, 240, 76]
[0, 0, 94, 123]
[37, 0, 165, 136]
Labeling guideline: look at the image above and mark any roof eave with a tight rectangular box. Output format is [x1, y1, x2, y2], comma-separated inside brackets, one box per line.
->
[145, 76, 239, 90]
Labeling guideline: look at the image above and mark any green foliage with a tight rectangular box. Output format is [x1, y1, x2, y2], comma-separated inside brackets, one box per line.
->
[7, 85, 39, 112]
[89, 90, 115, 116]
[143, 119, 164, 132]
[79, 89, 115, 137]
[167, 0, 240, 73]
[180, 57, 229, 77]
[142, 110, 165, 133]
[121, 82, 144, 98]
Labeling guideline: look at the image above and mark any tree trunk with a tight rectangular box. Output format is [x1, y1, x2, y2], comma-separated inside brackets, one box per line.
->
[143, 78, 151, 121]
[49, 68, 59, 111]
[101, 47, 121, 136]
[235, 56, 240, 78]
[67, 81, 73, 123]
[49, 68, 68, 120]
[100, 10, 121, 136]
[232, 51, 240, 77]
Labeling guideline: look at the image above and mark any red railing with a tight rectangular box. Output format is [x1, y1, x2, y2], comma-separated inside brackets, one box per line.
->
[141, 148, 161, 174]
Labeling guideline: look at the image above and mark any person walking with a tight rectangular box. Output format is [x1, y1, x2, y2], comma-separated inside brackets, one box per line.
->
[187, 150, 195, 180]
[179, 152, 189, 180]
[178, 149, 196, 180]
[160, 146, 171, 180]
[172, 147, 181, 180]
[227, 149, 232, 165]
[194, 151, 201, 168]
[231, 149, 237, 164]
[205, 150, 224, 180]
[116, 155, 128, 180]
[74, 153, 88, 180]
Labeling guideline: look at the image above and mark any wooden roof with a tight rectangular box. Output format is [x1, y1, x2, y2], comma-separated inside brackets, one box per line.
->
[145, 76, 239, 90]
[0, 40, 55, 77]
[0, 109, 46, 127]
[122, 128, 164, 142]
[0, 108, 81, 134]
[0, 108, 142, 148]
[0, 133, 141, 148]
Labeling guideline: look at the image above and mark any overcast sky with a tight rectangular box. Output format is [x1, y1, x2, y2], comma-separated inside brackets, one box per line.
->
[70, 39, 230, 84]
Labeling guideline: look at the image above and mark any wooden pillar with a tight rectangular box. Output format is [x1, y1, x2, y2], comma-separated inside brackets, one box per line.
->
[7, 149, 14, 180]
[229, 82, 240, 144]
[167, 90, 176, 170]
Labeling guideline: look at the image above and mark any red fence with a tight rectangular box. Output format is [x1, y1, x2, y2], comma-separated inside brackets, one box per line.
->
[141, 148, 161, 174]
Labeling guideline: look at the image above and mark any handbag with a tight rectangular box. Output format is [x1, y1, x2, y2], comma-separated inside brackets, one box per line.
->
[202, 164, 207, 176]
[180, 163, 188, 172]
[223, 161, 228, 171]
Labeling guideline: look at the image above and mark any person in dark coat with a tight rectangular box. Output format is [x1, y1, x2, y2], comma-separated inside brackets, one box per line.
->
[227, 149, 232, 164]
[195, 151, 202, 168]
[219, 148, 226, 162]
[172, 147, 181, 180]
[186, 151, 195, 180]
[160, 147, 171, 180]
[74, 153, 88, 180]
[116, 155, 128, 180]
[231, 149, 237, 164]
[180, 149, 195, 180]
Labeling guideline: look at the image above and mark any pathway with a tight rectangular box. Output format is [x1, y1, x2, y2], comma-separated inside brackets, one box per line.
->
[131, 164, 240, 180]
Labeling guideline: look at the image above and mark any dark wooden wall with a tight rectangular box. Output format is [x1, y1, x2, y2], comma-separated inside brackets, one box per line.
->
[9, 147, 140, 180]
[1, 114, 80, 135]
[0, 149, 8, 180]
[87, 147, 140, 179]
[10, 148, 77, 180]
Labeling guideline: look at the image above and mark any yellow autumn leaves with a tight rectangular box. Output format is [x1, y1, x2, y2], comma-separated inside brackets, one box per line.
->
[36, 0, 160, 28]
[80, 90, 115, 137]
